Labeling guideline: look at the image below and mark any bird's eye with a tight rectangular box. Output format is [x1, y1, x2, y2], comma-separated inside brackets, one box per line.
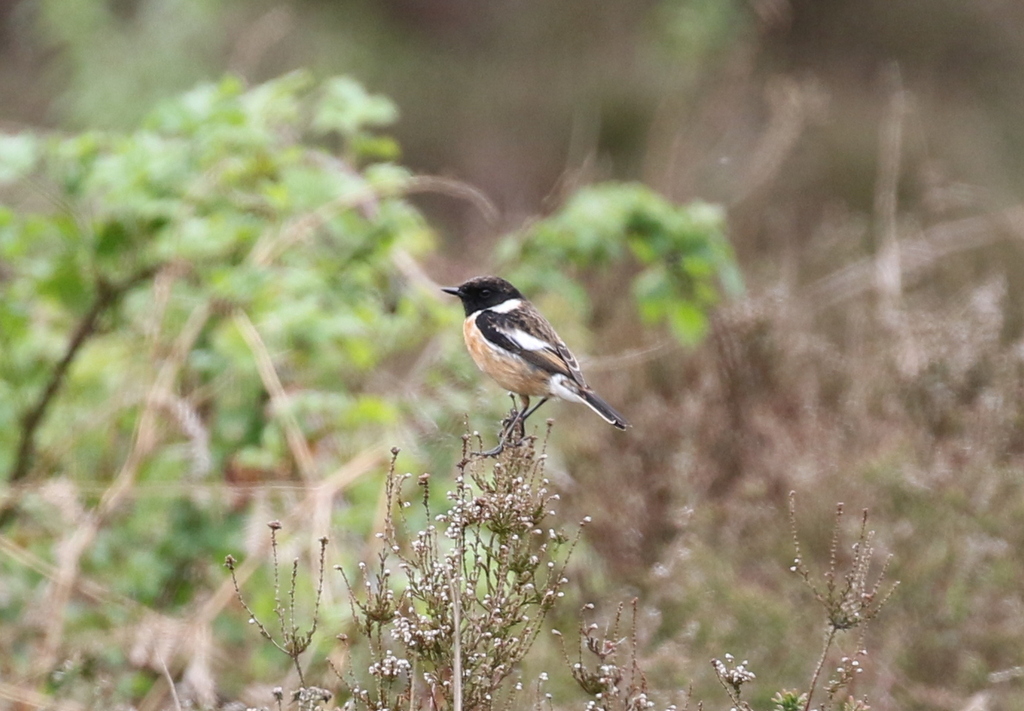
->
[480, 288, 491, 298]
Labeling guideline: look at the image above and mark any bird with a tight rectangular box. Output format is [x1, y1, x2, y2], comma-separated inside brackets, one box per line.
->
[443, 275, 628, 453]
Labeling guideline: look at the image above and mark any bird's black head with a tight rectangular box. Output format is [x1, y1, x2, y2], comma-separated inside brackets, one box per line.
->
[442, 276, 524, 316]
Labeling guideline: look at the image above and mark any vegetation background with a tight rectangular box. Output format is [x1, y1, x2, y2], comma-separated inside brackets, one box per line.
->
[2, 1, 1024, 710]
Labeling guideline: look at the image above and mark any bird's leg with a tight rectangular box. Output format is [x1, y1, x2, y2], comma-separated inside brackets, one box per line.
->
[509, 395, 549, 445]
[515, 395, 530, 440]
[473, 394, 554, 457]
[496, 392, 525, 444]
[472, 394, 524, 458]
[503, 392, 519, 428]
[519, 396, 549, 425]
[503, 396, 549, 450]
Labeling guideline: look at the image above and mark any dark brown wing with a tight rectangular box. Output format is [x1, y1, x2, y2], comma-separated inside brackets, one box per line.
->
[475, 304, 588, 387]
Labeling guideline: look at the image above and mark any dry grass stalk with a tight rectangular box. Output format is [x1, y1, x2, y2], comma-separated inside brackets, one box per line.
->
[33, 301, 212, 677]
[234, 308, 318, 482]
[220, 430, 583, 710]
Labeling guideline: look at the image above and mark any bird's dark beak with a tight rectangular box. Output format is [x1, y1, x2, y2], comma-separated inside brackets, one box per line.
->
[441, 286, 462, 297]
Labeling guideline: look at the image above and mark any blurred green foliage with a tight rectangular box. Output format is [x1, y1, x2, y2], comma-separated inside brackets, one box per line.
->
[5, 2, 1024, 709]
[504, 183, 741, 344]
[5, 1, 1024, 709]
[0, 71, 437, 481]
[0, 72, 737, 704]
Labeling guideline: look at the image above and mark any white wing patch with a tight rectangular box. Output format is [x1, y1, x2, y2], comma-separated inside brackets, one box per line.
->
[509, 329, 553, 352]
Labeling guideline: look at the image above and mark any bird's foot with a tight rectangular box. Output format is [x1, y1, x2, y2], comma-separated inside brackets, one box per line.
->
[470, 441, 506, 458]
[470, 425, 532, 458]
[472, 395, 532, 457]
[499, 412, 519, 432]
[513, 415, 526, 440]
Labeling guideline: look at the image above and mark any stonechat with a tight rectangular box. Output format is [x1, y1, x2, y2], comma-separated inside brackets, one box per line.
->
[443, 276, 629, 449]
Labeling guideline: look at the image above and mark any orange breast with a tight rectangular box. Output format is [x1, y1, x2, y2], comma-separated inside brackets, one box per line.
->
[464, 316, 549, 396]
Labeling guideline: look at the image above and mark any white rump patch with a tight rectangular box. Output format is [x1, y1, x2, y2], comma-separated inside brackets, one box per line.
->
[549, 373, 585, 403]
[486, 298, 522, 314]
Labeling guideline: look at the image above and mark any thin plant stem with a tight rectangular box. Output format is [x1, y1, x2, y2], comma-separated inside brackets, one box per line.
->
[5, 267, 158, 490]
[270, 523, 286, 639]
[452, 565, 462, 711]
[804, 625, 838, 711]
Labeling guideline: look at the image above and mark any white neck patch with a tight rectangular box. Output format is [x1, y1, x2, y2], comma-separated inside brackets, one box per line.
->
[486, 298, 522, 314]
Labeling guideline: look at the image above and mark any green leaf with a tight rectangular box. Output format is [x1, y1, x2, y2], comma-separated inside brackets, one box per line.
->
[666, 300, 708, 345]
[312, 77, 398, 138]
[146, 76, 246, 134]
[0, 134, 39, 184]
[277, 164, 367, 212]
[95, 219, 133, 257]
[507, 182, 740, 347]
[344, 395, 399, 427]
[632, 265, 671, 323]
[39, 253, 90, 309]
[240, 70, 311, 129]
[364, 163, 412, 192]
[351, 134, 401, 162]
[156, 214, 247, 261]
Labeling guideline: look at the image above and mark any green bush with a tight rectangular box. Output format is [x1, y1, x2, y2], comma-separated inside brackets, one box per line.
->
[0, 73, 739, 707]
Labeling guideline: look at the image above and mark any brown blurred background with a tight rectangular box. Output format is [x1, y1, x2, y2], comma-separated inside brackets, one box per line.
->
[4, 1, 1024, 708]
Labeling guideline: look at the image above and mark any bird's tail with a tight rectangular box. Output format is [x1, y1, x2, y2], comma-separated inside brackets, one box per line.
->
[580, 389, 629, 430]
